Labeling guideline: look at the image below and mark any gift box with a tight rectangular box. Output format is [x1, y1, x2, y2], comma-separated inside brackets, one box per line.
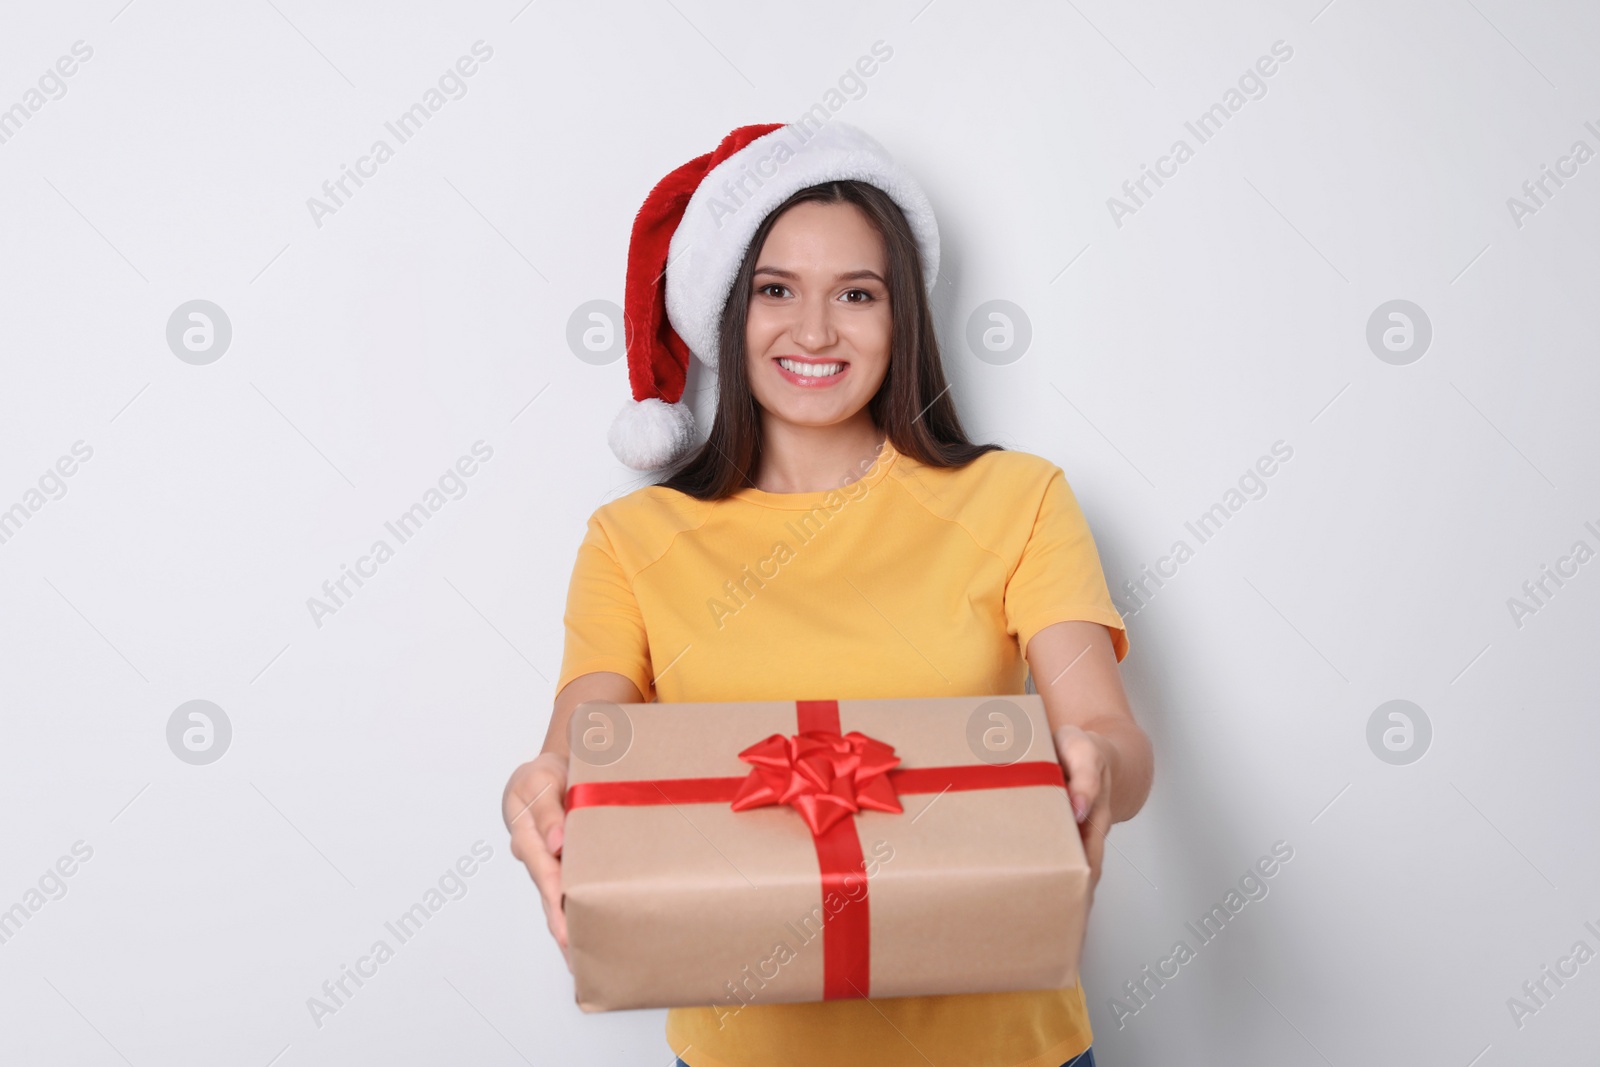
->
[561, 694, 1091, 1012]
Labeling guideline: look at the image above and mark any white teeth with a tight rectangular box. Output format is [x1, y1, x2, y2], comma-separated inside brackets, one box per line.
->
[778, 358, 844, 377]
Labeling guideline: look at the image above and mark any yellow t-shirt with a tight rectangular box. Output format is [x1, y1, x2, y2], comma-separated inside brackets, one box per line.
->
[556, 437, 1129, 1067]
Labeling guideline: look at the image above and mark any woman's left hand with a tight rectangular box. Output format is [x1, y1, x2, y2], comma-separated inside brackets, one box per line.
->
[1052, 724, 1114, 892]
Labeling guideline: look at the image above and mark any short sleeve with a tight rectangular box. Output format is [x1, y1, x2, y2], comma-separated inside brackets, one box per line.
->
[1004, 466, 1130, 663]
[554, 513, 654, 700]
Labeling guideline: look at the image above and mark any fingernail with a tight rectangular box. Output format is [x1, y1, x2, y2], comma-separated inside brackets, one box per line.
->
[548, 826, 564, 853]
[1073, 797, 1088, 822]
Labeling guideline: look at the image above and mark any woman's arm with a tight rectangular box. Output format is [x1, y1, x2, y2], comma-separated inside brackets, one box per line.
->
[1025, 619, 1153, 886]
[502, 670, 644, 968]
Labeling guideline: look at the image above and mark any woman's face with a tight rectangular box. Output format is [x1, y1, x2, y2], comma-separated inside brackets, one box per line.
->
[743, 199, 891, 433]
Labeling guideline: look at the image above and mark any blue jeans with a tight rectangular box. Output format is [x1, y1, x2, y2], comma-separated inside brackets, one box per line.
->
[674, 1051, 1095, 1067]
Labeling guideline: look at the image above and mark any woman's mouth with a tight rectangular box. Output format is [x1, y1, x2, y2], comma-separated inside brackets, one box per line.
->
[774, 356, 849, 387]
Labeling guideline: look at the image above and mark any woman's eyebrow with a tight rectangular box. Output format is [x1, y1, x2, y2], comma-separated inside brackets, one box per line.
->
[753, 266, 887, 283]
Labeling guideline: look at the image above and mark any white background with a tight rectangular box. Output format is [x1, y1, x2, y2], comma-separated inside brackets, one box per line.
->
[1, 0, 1597, 1064]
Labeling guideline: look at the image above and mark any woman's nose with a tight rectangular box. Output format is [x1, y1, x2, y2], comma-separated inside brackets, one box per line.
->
[791, 296, 836, 351]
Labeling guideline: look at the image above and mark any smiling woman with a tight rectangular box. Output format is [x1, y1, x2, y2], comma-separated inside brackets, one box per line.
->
[744, 202, 891, 455]
[658, 176, 994, 501]
[503, 121, 1150, 1067]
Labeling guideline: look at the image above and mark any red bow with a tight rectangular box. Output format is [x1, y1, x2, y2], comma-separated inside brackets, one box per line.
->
[730, 729, 904, 834]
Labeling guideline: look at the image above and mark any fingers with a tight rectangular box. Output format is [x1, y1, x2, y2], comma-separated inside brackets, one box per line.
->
[1052, 725, 1102, 824]
[502, 754, 572, 965]
[1055, 725, 1115, 890]
[535, 875, 572, 973]
[1076, 788, 1109, 891]
[523, 834, 563, 909]
[514, 803, 566, 916]
[1084, 785, 1112, 890]
[1081, 818, 1105, 890]
[521, 807, 572, 968]
[532, 848, 570, 956]
[530, 753, 569, 855]
[504, 752, 568, 853]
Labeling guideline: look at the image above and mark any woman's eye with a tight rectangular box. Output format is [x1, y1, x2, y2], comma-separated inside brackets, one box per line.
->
[842, 289, 873, 303]
[757, 283, 789, 298]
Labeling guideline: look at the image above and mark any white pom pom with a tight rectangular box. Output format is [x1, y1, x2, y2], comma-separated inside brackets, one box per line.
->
[608, 397, 696, 471]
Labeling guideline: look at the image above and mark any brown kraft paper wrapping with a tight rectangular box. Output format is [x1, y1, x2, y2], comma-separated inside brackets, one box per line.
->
[561, 694, 1091, 1013]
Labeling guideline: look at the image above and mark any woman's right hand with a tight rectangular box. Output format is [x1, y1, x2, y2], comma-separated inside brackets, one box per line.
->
[506, 671, 646, 974]
[503, 750, 571, 970]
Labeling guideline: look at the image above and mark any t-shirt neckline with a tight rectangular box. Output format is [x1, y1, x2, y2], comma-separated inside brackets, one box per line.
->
[730, 438, 899, 510]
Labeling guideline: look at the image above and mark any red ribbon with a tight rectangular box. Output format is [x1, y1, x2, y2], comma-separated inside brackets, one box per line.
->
[729, 728, 904, 835]
[565, 699, 1066, 1000]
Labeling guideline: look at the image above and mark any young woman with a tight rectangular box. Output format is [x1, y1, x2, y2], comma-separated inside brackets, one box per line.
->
[503, 122, 1152, 1067]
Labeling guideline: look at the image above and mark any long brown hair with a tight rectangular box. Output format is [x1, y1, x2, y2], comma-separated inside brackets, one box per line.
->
[655, 180, 1002, 499]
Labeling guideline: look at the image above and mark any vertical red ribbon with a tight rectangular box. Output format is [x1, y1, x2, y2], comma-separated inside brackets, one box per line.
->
[796, 699, 871, 999]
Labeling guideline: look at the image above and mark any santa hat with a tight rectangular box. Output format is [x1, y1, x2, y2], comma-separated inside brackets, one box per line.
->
[607, 121, 941, 471]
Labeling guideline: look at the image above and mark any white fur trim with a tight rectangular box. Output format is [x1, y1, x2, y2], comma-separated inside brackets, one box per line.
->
[608, 397, 696, 471]
[665, 121, 940, 370]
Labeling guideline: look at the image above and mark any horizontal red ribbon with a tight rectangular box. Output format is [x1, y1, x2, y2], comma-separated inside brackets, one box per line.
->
[565, 699, 1065, 1000]
[565, 760, 1067, 811]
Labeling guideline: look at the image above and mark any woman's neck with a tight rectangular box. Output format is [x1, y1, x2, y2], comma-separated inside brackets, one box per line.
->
[753, 417, 886, 494]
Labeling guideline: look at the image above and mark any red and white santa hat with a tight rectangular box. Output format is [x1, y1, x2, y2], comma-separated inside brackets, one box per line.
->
[608, 121, 941, 471]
